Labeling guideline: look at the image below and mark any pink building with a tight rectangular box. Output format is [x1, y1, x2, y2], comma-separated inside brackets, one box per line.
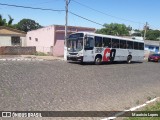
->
[27, 25, 95, 56]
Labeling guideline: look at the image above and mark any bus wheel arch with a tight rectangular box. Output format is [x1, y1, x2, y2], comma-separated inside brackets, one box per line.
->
[127, 55, 132, 64]
[95, 54, 102, 65]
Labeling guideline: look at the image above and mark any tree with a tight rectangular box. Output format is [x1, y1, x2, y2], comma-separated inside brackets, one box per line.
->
[145, 30, 160, 40]
[96, 23, 130, 36]
[0, 14, 6, 26]
[16, 19, 42, 32]
[0, 14, 14, 27]
[8, 15, 14, 26]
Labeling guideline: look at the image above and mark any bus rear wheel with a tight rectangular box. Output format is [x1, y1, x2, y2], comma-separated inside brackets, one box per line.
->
[127, 56, 132, 64]
[95, 57, 102, 65]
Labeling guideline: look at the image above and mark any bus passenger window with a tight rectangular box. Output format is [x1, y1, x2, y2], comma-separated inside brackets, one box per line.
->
[112, 38, 119, 48]
[103, 37, 111, 48]
[127, 41, 133, 49]
[120, 40, 126, 49]
[95, 36, 102, 47]
[139, 43, 144, 50]
[134, 42, 139, 50]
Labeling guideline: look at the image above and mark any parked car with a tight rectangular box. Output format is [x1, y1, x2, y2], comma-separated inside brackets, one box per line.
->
[148, 54, 160, 62]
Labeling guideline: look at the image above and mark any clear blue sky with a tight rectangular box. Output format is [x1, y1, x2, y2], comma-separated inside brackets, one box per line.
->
[0, 0, 159, 30]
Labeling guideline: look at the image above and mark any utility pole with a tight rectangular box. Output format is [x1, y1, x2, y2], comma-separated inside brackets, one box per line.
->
[143, 22, 148, 40]
[64, 0, 68, 60]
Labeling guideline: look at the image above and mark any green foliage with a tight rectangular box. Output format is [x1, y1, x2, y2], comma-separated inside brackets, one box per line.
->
[145, 30, 160, 40]
[96, 23, 130, 36]
[8, 15, 14, 26]
[16, 19, 42, 32]
[0, 14, 14, 26]
[126, 101, 160, 120]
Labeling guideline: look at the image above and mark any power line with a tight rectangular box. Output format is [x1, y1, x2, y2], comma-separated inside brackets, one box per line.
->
[72, 0, 144, 25]
[0, 2, 104, 27]
[69, 11, 104, 27]
[0, 3, 65, 12]
[2, 2, 157, 30]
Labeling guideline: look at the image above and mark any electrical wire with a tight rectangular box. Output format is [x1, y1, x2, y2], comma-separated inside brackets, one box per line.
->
[0, 3, 65, 12]
[72, 0, 144, 24]
[69, 11, 104, 27]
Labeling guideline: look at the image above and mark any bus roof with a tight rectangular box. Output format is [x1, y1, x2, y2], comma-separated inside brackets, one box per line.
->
[74, 32, 144, 43]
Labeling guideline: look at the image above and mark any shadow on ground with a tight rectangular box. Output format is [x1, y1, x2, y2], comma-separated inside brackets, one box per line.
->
[68, 61, 144, 66]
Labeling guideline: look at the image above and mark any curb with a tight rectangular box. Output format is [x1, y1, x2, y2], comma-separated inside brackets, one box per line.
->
[0, 58, 44, 61]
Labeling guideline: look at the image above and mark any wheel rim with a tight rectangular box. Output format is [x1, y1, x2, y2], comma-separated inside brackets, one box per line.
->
[128, 59, 131, 63]
[96, 58, 101, 64]
[127, 57, 131, 63]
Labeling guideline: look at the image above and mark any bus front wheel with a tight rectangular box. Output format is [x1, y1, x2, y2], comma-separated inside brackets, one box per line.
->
[127, 55, 132, 64]
[95, 57, 102, 65]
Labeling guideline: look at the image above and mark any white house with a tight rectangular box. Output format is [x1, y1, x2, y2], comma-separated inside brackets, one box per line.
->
[0, 26, 26, 46]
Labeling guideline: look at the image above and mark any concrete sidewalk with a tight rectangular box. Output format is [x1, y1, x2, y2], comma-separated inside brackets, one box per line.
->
[21, 55, 64, 61]
[0, 55, 64, 61]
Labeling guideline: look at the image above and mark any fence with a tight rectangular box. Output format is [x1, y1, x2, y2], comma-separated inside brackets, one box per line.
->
[36, 46, 53, 55]
[0, 46, 36, 55]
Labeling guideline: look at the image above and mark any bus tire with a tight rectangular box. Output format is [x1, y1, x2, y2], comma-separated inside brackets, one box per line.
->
[80, 61, 85, 65]
[95, 56, 102, 65]
[127, 55, 132, 64]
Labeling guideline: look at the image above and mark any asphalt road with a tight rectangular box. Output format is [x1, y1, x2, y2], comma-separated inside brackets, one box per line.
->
[0, 60, 160, 119]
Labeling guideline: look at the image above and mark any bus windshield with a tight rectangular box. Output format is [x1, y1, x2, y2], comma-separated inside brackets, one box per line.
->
[67, 33, 83, 52]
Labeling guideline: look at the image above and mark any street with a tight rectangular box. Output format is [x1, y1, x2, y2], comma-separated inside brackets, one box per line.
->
[0, 61, 160, 118]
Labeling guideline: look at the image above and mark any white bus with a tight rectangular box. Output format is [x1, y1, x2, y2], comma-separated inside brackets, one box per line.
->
[67, 32, 144, 65]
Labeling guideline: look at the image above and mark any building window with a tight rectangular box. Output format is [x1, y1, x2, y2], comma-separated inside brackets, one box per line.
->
[29, 37, 31, 40]
[149, 46, 154, 50]
[11, 37, 21, 46]
[35, 38, 38, 42]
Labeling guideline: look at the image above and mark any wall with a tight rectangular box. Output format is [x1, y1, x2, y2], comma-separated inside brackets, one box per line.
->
[0, 36, 11, 46]
[27, 26, 55, 55]
[0, 46, 36, 55]
[145, 45, 159, 53]
[21, 37, 27, 46]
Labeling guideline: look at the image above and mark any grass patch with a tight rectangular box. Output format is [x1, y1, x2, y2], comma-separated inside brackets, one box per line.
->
[35, 52, 48, 56]
[125, 101, 160, 120]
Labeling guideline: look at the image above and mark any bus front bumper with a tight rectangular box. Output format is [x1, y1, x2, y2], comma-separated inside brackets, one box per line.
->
[67, 56, 83, 62]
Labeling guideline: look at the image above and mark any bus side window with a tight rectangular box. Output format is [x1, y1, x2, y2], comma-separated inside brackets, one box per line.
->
[112, 38, 119, 48]
[120, 40, 126, 49]
[95, 36, 102, 47]
[139, 43, 144, 50]
[134, 42, 139, 50]
[103, 37, 111, 48]
[127, 41, 133, 49]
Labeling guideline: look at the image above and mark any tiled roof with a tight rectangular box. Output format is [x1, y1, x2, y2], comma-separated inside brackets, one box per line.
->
[0, 26, 26, 36]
